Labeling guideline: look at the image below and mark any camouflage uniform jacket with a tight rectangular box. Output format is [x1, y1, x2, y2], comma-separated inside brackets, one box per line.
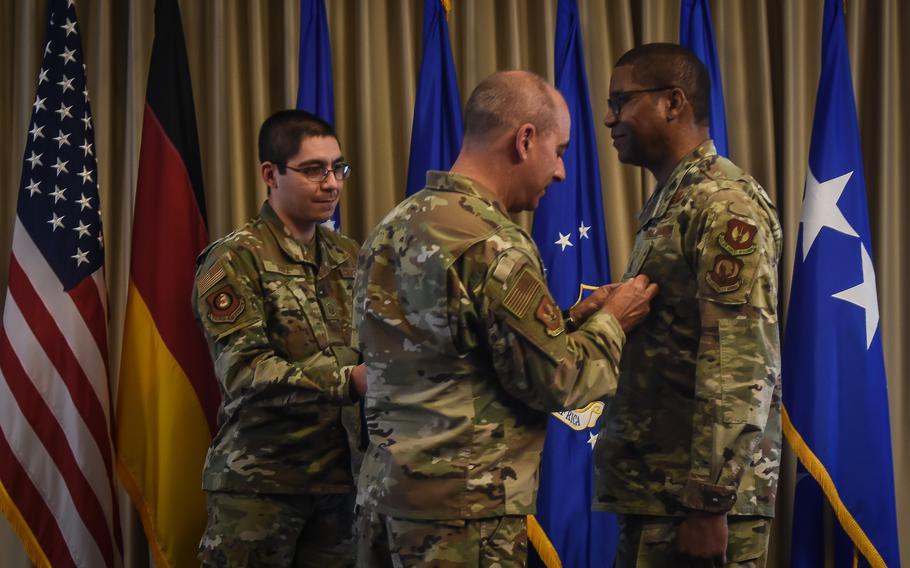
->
[353, 171, 626, 520]
[593, 141, 783, 517]
[193, 201, 361, 495]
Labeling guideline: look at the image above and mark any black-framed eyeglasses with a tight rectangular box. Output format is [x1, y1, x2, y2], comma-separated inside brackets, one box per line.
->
[607, 86, 676, 116]
[281, 162, 353, 182]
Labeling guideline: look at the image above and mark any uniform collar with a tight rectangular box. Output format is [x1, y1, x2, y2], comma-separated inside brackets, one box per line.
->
[637, 139, 717, 229]
[259, 201, 351, 275]
[424, 171, 509, 217]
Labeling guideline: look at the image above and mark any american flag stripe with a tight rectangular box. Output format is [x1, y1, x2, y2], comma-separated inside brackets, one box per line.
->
[1, 296, 114, 511]
[11, 222, 110, 413]
[0, 432, 73, 568]
[6, 257, 115, 478]
[0, 332, 114, 567]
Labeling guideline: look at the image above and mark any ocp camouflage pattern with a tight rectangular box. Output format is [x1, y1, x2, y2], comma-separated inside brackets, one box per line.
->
[594, 141, 783, 517]
[354, 171, 626, 519]
[193, 201, 362, 495]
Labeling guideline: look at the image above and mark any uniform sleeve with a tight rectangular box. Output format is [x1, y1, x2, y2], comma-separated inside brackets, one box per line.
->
[193, 245, 356, 407]
[680, 189, 781, 513]
[460, 245, 625, 413]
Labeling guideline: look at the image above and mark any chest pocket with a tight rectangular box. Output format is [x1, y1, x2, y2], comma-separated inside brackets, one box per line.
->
[318, 264, 355, 344]
[261, 262, 326, 358]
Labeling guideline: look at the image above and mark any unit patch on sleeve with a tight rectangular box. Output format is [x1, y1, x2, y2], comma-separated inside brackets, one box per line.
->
[718, 219, 757, 256]
[535, 295, 565, 336]
[207, 285, 245, 323]
[706, 254, 745, 293]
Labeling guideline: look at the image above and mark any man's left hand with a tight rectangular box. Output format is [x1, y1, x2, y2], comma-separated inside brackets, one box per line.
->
[568, 283, 620, 324]
[677, 511, 727, 565]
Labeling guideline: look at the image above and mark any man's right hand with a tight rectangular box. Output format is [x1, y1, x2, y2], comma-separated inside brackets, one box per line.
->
[600, 274, 658, 332]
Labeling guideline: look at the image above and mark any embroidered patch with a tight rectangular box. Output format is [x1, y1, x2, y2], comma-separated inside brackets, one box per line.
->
[207, 285, 245, 323]
[502, 267, 540, 319]
[718, 219, 757, 256]
[706, 255, 745, 293]
[535, 295, 564, 336]
[197, 263, 226, 297]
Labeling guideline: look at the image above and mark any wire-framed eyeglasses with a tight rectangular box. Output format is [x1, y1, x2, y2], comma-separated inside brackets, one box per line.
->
[282, 162, 353, 182]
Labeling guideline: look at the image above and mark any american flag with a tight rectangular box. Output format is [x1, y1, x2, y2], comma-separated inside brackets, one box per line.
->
[0, 1, 123, 567]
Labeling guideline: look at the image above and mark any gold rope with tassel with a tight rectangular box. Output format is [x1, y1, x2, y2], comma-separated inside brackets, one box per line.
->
[782, 406, 887, 568]
[527, 514, 563, 568]
[0, 481, 51, 567]
[441, 0, 452, 17]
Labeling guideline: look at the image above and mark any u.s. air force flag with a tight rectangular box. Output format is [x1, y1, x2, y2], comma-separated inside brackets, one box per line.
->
[679, 0, 729, 156]
[528, 0, 616, 566]
[405, 0, 463, 198]
[782, 0, 900, 566]
[296, 0, 340, 229]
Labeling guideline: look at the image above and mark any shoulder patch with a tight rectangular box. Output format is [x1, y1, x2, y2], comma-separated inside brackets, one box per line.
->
[706, 254, 745, 293]
[207, 285, 245, 323]
[718, 219, 758, 256]
[502, 267, 541, 318]
[535, 295, 565, 336]
[197, 262, 226, 297]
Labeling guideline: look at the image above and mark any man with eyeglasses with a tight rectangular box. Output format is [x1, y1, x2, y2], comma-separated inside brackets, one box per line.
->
[193, 109, 365, 567]
[593, 43, 782, 567]
[353, 70, 657, 567]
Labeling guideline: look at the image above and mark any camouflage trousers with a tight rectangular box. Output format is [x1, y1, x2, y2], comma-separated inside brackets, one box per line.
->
[198, 491, 355, 568]
[354, 507, 528, 567]
[614, 514, 771, 568]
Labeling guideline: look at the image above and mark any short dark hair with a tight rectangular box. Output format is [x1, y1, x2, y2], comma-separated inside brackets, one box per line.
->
[463, 70, 558, 141]
[258, 110, 336, 173]
[615, 43, 711, 126]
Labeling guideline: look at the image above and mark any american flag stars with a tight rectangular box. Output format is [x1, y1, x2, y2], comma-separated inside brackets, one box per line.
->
[17, 3, 103, 281]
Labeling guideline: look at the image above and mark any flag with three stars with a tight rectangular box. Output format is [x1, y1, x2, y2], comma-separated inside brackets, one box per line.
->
[297, 0, 341, 229]
[679, 0, 729, 156]
[405, 0, 463, 197]
[0, 0, 123, 566]
[782, 0, 900, 566]
[528, 0, 616, 566]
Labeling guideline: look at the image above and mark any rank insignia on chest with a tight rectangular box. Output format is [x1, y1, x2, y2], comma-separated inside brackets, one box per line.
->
[207, 285, 245, 323]
[718, 219, 757, 256]
[535, 295, 564, 336]
[706, 254, 745, 293]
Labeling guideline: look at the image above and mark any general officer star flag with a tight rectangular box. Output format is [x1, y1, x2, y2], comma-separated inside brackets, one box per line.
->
[782, 0, 900, 566]
[528, 0, 616, 566]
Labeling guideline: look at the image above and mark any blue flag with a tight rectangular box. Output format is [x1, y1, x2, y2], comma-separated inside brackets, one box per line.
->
[296, 0, 340, 229]
[528, 0, 615, 566]
[782, 1, 900, 566]
[405, 0, 463, 197]
[679, 0, 729, 156]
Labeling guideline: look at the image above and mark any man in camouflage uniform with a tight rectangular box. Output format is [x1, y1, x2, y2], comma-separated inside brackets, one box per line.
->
[193, 110, 365, 567]
[594, 44, 782, 567]
[353, 71, 658, 568]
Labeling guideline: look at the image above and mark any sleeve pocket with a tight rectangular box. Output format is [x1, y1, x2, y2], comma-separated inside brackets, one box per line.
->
[718, 319, 780, 425]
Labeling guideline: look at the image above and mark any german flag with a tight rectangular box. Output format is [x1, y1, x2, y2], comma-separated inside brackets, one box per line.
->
[115, 0, 220, 566]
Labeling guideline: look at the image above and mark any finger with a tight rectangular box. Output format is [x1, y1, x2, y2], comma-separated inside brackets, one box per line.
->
[644, 283, 659, 298]
[632, 274, 650, 287]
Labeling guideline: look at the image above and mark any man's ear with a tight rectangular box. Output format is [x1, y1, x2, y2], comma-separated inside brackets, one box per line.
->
[260, 161, 278, 189]
[514, 123, 535, 160]
[665, 88, 687, 122]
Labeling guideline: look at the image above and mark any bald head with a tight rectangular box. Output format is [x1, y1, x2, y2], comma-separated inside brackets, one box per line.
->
[463, 71, 563, 143]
